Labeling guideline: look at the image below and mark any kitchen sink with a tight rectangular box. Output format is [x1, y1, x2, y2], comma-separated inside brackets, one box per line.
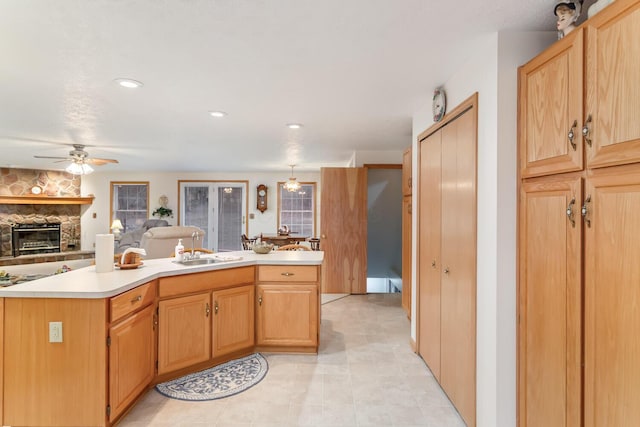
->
[175, 258, 219, 266]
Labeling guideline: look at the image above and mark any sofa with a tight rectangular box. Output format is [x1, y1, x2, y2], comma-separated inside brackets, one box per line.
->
[139, 225, 206, 259]
[115, 219, 169, 254]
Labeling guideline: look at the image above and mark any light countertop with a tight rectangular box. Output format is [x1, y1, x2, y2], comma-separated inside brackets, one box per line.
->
[0, 250, 323, 299]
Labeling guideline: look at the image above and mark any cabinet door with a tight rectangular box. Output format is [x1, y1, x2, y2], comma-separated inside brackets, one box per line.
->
[256, 284, 318, 347]
[585, 2, 640, 169]
[402, 147, 412, 195]
[519, 29, 583, 178]
[584, 169, 640, 427]
[109, 304, 155, 422]
[418, 129, 442, 380]
[158, 293, 211, 374]
[440, 107, 477, 427]
[518, 177, 582, 427]
[401, 195, 412, 318]
[212, 285, 255, 357]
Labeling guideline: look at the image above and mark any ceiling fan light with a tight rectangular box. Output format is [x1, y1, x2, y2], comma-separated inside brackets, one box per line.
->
[66, 162, 94, 175]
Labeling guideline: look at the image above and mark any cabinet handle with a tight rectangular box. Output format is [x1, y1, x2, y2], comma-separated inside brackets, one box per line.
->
[258, 295, 263, 306]
[581, 194, 592, 228]
[130, 295, 142, 304]
[566, 198, 576, 228]
[582, 114, 592, 147]
[214, 301, 219, 315]
[281, 272, 294, 277]
[205, 302, 211, 317]
[431, 260, 436, 269]
[568, 120, 578, 151]
[444, 267, 450, 275]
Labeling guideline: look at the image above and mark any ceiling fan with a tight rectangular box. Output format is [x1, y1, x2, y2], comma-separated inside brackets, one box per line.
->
[34, 144, 119, 175]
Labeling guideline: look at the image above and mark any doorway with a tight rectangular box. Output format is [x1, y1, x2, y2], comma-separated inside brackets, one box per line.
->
[178, 181, 248, 252]
[365, 166, 403, 293]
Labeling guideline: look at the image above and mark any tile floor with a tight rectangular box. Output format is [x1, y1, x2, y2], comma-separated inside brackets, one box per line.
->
[118, 293, 466, 426]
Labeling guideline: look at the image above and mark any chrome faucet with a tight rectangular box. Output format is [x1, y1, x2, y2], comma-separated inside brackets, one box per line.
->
[191, 231, 200, 258]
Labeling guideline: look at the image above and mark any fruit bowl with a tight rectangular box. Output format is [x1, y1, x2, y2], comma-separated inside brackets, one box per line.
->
[252, 243, 274, 254]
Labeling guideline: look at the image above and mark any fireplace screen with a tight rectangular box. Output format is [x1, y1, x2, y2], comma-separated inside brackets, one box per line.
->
[11, 223, 61, 257]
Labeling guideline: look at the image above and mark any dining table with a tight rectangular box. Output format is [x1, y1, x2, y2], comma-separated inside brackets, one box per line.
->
[259, 234, 309, 246]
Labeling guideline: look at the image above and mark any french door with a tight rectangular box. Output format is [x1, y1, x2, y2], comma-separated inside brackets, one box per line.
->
[179, 182, 247, 252]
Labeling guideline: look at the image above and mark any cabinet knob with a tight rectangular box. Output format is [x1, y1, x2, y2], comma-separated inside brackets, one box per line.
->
[130, 295, 142, 304]
[444, 267, 450, 275]
[258, 296, 263, 306]
[214, 301, 219, 315]
[431, 260, 436, 268]
[205, 302, 211, 316]
[567, 120, 577, 151]
[582, 114, 592, 147]
[281, 272, 294, 277]
[566, 197, 576, 227]
[581, 194, 592, 228]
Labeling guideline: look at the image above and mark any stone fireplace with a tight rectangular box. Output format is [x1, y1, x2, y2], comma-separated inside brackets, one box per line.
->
[0, 168, 85, 258]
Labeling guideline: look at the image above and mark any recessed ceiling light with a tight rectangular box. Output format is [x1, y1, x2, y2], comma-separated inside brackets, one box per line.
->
[114, 78, 143, 89]
[209, 111, 228, 118]
[286, 123, 303, 129]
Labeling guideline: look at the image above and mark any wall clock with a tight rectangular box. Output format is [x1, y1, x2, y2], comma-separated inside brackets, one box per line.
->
[257, 184, 268, 213]
[432, 87, 447, 122]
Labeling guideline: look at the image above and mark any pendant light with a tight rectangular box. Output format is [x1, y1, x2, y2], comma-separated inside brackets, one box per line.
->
[283, 164, 302, 192]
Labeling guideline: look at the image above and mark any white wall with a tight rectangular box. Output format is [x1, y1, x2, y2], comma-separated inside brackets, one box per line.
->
[411, 30, 554, 427]
[80, 170, 321, 250]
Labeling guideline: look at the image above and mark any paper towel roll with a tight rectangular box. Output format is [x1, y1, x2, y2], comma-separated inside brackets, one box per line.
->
[95, 234, 115, 273]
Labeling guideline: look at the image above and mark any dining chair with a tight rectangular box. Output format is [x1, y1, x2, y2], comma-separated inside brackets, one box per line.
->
[277, 244, 311, 251]
[308, 238, 320, 251]
[241, 234, 257, 250]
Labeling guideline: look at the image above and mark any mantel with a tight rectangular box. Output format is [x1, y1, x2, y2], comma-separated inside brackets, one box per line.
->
[0, 195, 94, 205]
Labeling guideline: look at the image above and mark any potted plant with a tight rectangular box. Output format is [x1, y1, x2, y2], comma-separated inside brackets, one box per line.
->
[152, 206, 173, 218]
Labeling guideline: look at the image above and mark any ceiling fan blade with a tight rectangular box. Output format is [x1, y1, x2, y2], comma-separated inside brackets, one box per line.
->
[34, 155, 71, 160]
[86, 157, 119, 165]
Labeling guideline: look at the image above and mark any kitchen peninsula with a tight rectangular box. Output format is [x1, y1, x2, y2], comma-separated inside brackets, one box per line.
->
[0, 250, 323, 427]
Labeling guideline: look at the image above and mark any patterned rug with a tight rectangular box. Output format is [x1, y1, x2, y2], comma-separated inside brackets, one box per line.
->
[155, 353, 268, 401]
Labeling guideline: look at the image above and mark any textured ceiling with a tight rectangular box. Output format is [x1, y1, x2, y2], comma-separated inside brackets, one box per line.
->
[0, 0, 585, 173]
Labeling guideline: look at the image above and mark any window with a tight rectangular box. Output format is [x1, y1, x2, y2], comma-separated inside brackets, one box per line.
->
[278, 182, 316, 237]
[110, 182, 149, 233]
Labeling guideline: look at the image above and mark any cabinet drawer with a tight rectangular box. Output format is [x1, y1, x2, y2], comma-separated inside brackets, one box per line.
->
[159, 266, 255, 297]
[111, 281, 156, 323]
[257, 265, 318, 282]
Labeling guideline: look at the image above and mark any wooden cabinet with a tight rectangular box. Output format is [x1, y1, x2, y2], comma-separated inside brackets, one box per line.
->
[402, 147, 412, 196]
[256, 265, 320, 351]
[108, 304, 155, 422]
[158, 292, 211, 375]
[401, 194, 412, 318]
[157, 267, 256, 375]
[518, 1, 640, 426]
[402, 147, 412, 317]
[417, 95, 477, 427]
[519, 28, 583, 178]
[518, 176, 582, 427]
[584, 168, 640, 426]
[256, 284, 318, 348]
[212, 284, 255, 357]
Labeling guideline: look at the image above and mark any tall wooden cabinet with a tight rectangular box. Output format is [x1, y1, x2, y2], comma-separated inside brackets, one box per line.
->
[402, 147, 412, 317]
[518, 1, 640, 425]
[417, 95, 477, 427]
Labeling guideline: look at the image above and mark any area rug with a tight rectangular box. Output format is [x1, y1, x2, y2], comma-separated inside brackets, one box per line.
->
[155, 353, 268, 401]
